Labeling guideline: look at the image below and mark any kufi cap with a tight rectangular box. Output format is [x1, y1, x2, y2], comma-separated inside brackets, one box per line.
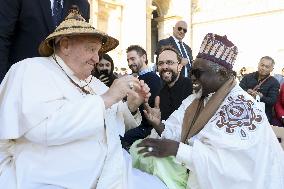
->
[39, 6, 119, 56]
[196, 33, 238, 70]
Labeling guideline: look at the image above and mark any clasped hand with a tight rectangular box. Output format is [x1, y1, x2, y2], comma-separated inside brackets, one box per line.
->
[101, 75, 151, 110]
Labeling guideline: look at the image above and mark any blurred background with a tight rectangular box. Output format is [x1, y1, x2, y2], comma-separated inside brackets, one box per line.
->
[88, 0, 284, 76]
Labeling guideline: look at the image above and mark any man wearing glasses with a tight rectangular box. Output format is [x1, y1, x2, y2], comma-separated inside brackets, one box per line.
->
[156, 21, 193, 77]
[135, 33, 284, 189]
[149, 46, 192, 122]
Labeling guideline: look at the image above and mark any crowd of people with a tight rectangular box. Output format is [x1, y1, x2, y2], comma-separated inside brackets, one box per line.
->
[0, 2, 284, 189]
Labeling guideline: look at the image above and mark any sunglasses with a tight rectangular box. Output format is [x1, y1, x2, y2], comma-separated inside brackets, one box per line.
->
[190, 68, 205, 79]
[177, 27, 187, 33]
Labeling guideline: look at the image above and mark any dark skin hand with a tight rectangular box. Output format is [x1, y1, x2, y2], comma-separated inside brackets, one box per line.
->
[137, 138, 180, 158]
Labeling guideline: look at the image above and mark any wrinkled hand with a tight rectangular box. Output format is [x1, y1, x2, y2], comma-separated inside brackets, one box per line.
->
[127, 80, 151, 112]
[101, 75, 140, 108]
[137, 138, 179, 158]
[143, 96, 161, 128]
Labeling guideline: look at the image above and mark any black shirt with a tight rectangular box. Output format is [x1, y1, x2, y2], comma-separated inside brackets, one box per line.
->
[159, 75, 193, 120]
[239, 71, 280, 123]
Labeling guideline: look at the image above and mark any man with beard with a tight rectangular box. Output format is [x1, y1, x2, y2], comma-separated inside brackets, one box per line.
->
[121, 45, 162, 148]
[155, 46, 193, 121]
[134, 33, 284, 189]
[92, 54, 117, 87]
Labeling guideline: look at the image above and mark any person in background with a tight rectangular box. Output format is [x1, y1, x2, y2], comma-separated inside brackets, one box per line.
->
[151, 46, 193, 121]
[92, 53, 117, 87]
[239, 56, 280, 123]
[0, 8, 167, 189]
[0, 0, 90, 83]
[121, 45, 162, 148]
[156, 21, 193, 77]
[274, 67, 284, 85]
[274, 83, 284, 127]
[136, 33, 284, 189]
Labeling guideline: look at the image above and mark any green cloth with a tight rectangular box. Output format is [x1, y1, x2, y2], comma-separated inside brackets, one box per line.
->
[129, 140, 189, 189]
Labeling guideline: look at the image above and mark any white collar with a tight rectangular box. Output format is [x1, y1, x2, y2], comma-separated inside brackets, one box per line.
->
[172, 35, 182, 44]
[52, 54, 93, 88]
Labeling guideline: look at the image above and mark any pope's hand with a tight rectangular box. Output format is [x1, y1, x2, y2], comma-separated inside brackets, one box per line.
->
[101, 75, 140, 108]
[127, 80, 151, 112]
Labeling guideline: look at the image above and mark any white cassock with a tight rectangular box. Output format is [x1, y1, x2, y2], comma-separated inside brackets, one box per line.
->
[0, 55, 167, 189]
[151, 85, 284, 189]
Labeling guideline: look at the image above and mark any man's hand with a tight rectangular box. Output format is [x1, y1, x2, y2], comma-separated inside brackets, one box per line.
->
[255, 91, 263, 98]
[143, 96, 161, 128]
[137, 138, 179, 158]
[101, 75, 141, 109]
[180, 58, 189, 66]
[127, 80, 151, 112]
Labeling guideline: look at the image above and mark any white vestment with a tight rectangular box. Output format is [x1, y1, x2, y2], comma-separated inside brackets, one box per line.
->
[0, 56, 167, 189]
[153, 85, 284, 189]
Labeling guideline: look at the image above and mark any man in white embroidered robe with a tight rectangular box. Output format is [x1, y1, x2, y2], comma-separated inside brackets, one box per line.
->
[138, 33, 284, 189]
[0, 8, 167, 189]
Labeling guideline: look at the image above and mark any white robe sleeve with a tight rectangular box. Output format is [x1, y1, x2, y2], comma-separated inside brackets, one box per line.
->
[24, 95, 106, 146]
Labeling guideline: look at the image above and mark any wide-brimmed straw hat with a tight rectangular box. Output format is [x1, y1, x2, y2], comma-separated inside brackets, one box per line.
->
[39, 6, 119, 56]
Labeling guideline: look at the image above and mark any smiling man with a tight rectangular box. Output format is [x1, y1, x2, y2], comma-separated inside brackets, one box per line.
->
[0, 7, 167, 189]
[155, 46, 192, 121]
[92, 53, 117, 87]
[121, 45, 161, 148]
[137, 33, 284, 189]
[240, 56, 280, 123]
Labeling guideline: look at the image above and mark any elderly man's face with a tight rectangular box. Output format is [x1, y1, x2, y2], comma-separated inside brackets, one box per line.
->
[64, 36, 102, 80]
[190, 58, 220, 96]
[173, 21, 187, 41]
[97, 58, 112, 75]
[157, 50, 181, 86]
[258, 58, 274, 77]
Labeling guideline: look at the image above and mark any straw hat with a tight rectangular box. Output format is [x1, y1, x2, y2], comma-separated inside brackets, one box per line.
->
[39, 6, 119, 56]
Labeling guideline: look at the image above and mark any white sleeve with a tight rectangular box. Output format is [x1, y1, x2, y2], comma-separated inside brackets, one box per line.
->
[24, 95, 106, 146]
[119, 102, 142, 131]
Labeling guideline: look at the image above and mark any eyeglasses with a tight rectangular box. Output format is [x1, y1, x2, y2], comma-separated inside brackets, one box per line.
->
[157, 60, 179, 67]
[190, 68, 206, 79]
[177, 27, 187, 33]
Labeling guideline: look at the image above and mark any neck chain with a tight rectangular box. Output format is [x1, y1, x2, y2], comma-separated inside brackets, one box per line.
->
[52, 55, 93, 95]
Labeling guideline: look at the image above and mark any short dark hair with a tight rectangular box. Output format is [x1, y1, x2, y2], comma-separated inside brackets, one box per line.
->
[260, 56, 275, 66]
[157, 45, 182, 64]
[126, 45, 148, 64]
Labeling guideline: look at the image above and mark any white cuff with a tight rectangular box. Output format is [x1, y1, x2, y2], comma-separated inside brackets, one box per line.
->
[175, 142, 194, 170]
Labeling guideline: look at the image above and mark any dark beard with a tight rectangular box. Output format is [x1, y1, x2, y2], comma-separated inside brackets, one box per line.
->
[160, 70, 178, 84]
[99, 70, 110, 76]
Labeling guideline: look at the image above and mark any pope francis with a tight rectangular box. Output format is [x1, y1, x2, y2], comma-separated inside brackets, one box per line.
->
[0, 6, 167, 189]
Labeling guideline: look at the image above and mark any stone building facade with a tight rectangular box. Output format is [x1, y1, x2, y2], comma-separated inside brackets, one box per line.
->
[88, 0, 284, 74]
